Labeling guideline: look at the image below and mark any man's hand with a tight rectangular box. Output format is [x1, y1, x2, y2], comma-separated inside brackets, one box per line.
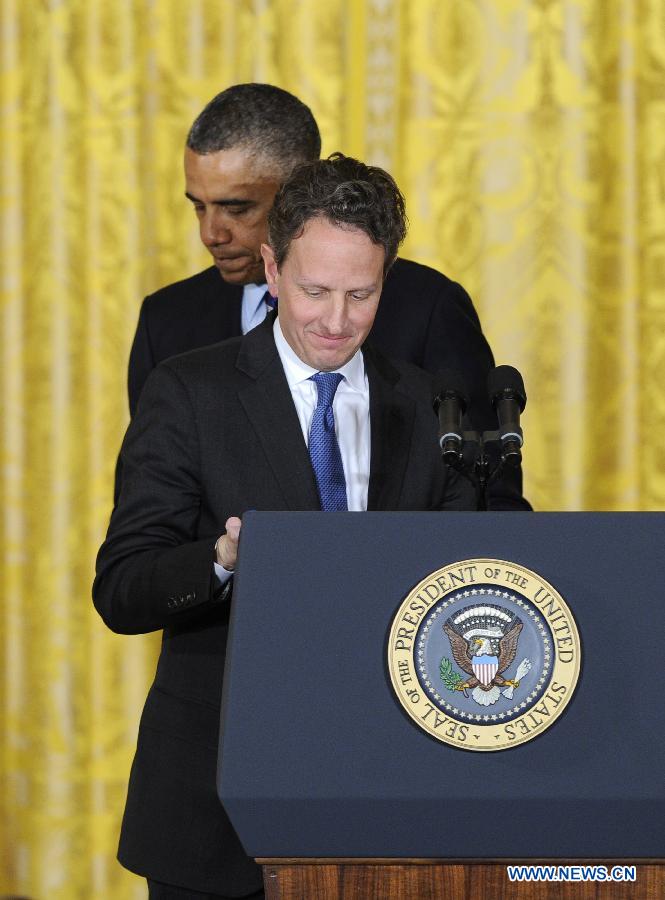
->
[215, 516, 242, 571]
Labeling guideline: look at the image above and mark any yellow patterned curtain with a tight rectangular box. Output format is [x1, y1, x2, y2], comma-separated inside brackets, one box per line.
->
[1, 1, 663, 897]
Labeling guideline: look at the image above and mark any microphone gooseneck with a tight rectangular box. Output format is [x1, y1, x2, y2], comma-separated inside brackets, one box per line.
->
[432, 370, 469, 465]
[487, 365, 527, 466]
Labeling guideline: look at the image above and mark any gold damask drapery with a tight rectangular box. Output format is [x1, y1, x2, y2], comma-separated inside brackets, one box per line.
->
[1, 1, 663, 897]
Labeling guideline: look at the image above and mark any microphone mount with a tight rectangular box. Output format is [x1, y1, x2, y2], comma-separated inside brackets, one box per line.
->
[432, 370, 468, 467]
[436, 366, 527, 510]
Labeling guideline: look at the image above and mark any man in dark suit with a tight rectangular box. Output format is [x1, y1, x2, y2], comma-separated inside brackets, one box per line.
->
[127, 83, 529, 510]
[95, 155, 477, 897]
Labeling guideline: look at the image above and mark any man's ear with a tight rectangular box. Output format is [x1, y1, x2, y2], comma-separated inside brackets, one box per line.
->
[260, 243, 279, 296]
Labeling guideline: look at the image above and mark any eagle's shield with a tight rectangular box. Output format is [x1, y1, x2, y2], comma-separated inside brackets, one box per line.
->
[472, 654, 498, 687]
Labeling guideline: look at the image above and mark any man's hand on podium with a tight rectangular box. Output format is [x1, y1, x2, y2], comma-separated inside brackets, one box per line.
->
[215, 516, 242, 573]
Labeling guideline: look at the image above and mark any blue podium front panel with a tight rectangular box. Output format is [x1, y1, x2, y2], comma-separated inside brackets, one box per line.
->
[218, 511, 665, 858]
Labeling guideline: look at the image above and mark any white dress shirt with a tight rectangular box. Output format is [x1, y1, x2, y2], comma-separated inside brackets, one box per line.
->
[272, 318, 371, 510]
[215, 317, 371, 582]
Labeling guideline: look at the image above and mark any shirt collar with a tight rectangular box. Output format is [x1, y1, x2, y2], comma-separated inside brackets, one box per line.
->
[242, 282, 269, 307]
[273, 318, 366, 392]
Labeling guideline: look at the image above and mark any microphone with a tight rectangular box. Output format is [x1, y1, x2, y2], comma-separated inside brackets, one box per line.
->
[433, 370, 468, 464]
[487, 365, 527, 466]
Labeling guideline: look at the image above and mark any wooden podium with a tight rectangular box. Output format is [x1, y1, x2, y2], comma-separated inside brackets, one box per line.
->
[218, 512, 665, 898]
[257, 859, 664, 899]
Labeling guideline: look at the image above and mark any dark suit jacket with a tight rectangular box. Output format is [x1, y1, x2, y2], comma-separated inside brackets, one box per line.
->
[94, 318, 476, 893]
[127, 258, 530, 510]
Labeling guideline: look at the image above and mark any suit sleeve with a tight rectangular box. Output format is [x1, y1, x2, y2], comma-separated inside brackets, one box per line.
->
[115, 297, 154, 505]
[127, 298, 156, 417]
[437, 277, 482, 329]
[440, 464, 478, 511]
[94, 363, 227, 634]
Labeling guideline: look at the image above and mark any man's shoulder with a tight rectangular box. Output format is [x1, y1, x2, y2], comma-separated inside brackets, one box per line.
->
[158, 316, 275, 387]
[382, 257, 477, 321]
[142, 266, 236, 312]
[365, 343, 434, 397]
[386, 256, 461, 294]
[160, 333, 244, 381]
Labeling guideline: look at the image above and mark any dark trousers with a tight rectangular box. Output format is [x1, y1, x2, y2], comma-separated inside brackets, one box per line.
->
[147, 879, 265, 900]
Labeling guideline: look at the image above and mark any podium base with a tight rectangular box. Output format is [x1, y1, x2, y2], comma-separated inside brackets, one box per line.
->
[257, 859, 664, 899]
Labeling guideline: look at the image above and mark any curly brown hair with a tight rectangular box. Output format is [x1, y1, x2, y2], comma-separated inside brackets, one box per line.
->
[267, 153, 407, 275]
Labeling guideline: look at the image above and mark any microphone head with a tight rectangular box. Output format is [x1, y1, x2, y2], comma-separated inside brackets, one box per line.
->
[487, 365, 526, 412]
[432, 369, 469, 414]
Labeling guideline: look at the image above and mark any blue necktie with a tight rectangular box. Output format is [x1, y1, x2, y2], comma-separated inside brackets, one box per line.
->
[308, 372, 348, 511]
[263, 290, 277, 311]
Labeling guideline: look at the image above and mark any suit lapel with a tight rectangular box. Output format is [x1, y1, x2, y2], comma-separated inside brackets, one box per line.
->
[236, 318, 320, 510]
[365, 346, 416, 511]
[234, 327, 417, 512]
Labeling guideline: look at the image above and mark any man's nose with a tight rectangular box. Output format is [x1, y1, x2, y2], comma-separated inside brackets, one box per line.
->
[200, 209, 232, 247]
[323, 295, 348, 332]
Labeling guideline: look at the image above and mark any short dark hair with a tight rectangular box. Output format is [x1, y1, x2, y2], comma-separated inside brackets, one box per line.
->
[186, 83, 321, 178]
[267, 153, 407, 273]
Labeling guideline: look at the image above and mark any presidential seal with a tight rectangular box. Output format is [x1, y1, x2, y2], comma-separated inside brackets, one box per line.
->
[387, 559, 580, 751]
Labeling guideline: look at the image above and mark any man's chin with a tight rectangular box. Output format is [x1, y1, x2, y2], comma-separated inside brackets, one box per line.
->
[306, 343, 358, 372]
[213, 260, 265, 286]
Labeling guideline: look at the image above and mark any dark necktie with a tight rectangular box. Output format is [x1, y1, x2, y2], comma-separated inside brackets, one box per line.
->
[308, 372, 348, 511]
[263, 290, 277, 311]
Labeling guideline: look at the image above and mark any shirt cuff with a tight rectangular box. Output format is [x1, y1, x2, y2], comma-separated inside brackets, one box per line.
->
[213, 561, 234, 585]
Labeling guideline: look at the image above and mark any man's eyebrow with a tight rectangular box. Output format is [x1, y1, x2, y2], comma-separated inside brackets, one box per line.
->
[184, 192, 254, 207]
[297, 280, 379, 292]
